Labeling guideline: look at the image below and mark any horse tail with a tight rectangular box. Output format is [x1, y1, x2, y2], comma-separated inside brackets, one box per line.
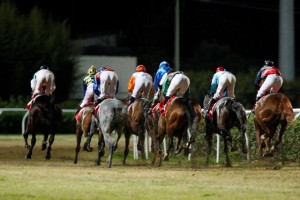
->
[281, 96, 295, 124]
[231, 100, 247, 132]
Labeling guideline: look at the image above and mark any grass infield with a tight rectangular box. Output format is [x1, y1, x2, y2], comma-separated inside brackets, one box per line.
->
[0, 134, 299, 200]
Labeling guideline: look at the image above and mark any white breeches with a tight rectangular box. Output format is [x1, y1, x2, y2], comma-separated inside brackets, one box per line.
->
[165, 74, 190, 97]
[99, 71, 118, 99]
[131, 77, 153, 98]
[80, 83, 95, 107]
[31, 71, 55, 96]
[257, 74, 283, 98]
[213, 73, 236, 99]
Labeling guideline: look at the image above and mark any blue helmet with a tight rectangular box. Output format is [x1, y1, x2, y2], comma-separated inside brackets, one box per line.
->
[159, 61, 170, 69]
[98, 67, 107, 73]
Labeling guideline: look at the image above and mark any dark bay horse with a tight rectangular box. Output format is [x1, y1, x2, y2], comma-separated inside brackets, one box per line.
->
[123, 98, 149, 164]
[203, 95, 248, 167]
[149, 96, 201, 167]
[253, 93, 294, 157]
[23, 94, 62, 160]
[74, 105, 95, 164]
[94, 98, 128, 168]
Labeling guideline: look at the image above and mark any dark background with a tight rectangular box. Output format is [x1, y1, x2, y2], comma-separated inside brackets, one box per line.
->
[11, 0, 300, 74]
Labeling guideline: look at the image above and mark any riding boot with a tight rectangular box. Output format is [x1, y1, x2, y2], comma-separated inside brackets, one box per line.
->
[162, 96, 170, 112]
[205, 98, 216, 114]
[127, 96, 135, 106]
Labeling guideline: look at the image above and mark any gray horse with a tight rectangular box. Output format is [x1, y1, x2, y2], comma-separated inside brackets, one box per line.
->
[94, 98, 128, 168]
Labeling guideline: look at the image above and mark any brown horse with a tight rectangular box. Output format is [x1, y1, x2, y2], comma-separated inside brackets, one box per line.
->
[123, 98, 149, 164]
[203, 94, 248, 167]
[253, 93, 294, 157]
[23, 94, 62, 160]
[74, 105, 95, 164]
[149, 96, 201, 167]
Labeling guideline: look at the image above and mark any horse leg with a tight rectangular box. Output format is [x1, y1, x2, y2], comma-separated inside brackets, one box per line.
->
[107, 144, 114, 168]
[26, 133, 36, 159]
[83, 132, 94, 152]
[255, 124, 264, 157]
[205, 128, 213, 166]
[41, 131, 49, 151]
[223, 135, 232, 167]
[123, 131, 131, 165]
[45, 132, 55, 160]
[23, 131, 30, 150]
[74, 128, 82, 164]
[137, 127, 146, 160]
[83, 117, 96, 152]
[271, 122, 287, 156]
[174, 136, 183, 155]
[163, 137, 173, 161]
[95, 132, 105, 165]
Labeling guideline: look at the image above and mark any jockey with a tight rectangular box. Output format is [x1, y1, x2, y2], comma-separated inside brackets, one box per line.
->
[26, 65, 56, 110]
[253, 60, 283, 109]
[204, 66, 236, 114]
[153, 61, 172, 92]
[75, 65, 97, 115]
[126, 64, 154, 106]
[153, 69, 190, 112]
[93, 66, 119, 106]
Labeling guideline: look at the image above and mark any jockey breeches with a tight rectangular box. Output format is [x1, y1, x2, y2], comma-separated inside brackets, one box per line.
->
[131, 77, 153, 98]
[80, 83, 95, 107]
[166, 74, 190, 97]
[213, 73, 236, 99]
[257, 74, 283, 98]
[99, 71, 118, 99]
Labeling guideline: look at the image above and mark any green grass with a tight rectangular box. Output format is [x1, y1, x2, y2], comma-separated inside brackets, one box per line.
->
[0, 134, 300, 200]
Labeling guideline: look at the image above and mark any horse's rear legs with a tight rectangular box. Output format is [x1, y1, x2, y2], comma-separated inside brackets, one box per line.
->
[24, 133, 36, 159]
[45, 134, 55, 160]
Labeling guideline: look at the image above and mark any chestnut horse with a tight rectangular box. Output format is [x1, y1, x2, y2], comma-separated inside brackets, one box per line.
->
[94, 98, 128, 168]
[203, 95, 248, 167]
[74, 105, 95, 164]
[23, 94, 62, 160]
[253, 93, 294, 157]
[148, 96, 201, 167]
[123, 98, 149, 164]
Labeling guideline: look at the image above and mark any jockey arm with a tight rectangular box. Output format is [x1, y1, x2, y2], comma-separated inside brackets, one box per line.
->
[93, 74, 101, 96]
[210, 73, 218, 96]
[254, 68, 264, 90]
[82, 80, 87, 96]
[127, 74, 135, 94]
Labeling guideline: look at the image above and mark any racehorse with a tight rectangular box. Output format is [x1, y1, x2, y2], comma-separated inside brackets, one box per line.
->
[23, 94, 62, 160]
[148, 94, 201, 167]
[74, 105, 95, 164]
[253, 93, 294, 157]
[203, 94, 248, 167]
[123, 98, 149, 164]
[94, 98, 128, 168]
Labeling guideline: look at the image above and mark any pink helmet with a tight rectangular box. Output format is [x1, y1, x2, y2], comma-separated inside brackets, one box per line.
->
[216, 66, 226, 72]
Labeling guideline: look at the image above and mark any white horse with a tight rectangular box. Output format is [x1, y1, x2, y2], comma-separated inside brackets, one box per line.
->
[94, 98, 128, 168]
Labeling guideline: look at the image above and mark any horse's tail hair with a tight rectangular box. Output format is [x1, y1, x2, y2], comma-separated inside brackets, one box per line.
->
[231, 100, 247, 131]
[281, 98, 295, 124]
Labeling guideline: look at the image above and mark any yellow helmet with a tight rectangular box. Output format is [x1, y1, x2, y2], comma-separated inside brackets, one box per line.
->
[87, 65, 97, 77]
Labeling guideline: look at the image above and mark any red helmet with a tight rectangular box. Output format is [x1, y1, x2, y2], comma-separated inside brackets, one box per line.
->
[216, 66, 226, 72]
[136, 65, 146, 72]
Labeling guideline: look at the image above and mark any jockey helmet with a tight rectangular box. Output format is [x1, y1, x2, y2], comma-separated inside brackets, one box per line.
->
[216, 66, 226, 72]
[264, 60, 274, 67]
[136, 65, 146, 72]
[159, 61, 170, 69]
[99, 67, 107, 73]
[87, 65, 97, 77]
[40, 65, 49, 70]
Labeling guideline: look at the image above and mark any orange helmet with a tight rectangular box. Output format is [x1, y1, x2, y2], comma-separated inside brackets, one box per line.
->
[136, 65, 146, 72]
[216, 66, 226, 72]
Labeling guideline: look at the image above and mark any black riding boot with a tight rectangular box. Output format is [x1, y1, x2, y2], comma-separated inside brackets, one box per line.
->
[205, 98, 216, 113]
[127, 96, 135, 106]
[162, 96, 170, 112]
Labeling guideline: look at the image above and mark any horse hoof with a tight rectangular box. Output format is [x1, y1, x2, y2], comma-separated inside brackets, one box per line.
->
[95, 160, 100, 165]
[41, 143, 47, 151]
[263, 152, 273, 157]
[83, 146, 94, 152]
[45, 154, 51, 160]
[25, 155, 32, 159]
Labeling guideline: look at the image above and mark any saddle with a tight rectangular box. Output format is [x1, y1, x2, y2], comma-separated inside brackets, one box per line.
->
[149, 96, 176, 116]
